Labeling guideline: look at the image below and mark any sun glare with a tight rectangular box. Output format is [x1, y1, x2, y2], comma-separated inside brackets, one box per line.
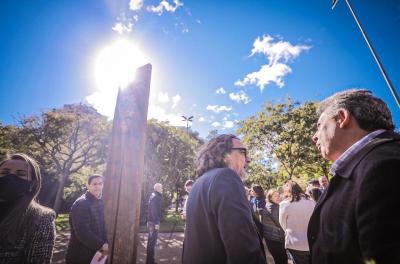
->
[87, 39, 149, 117]
[94, 38, 148, 91]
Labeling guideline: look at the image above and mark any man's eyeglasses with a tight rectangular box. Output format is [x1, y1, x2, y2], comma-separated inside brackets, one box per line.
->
[231, 147, 248, 159]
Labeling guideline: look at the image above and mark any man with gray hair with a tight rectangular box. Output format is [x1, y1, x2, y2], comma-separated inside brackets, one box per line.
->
[146, 183, 163, 264]
[182, 134, 266, 264]
[308, 89, 400, 264]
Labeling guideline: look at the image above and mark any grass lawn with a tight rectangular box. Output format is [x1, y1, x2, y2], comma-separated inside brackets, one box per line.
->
[55, 214, 70, 233]
[56, 211, 185, 233]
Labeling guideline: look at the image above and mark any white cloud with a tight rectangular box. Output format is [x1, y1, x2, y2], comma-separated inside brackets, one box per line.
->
[147, 0, 183, 15]
[212, 122, 221, 127]
[236, 35, 311, 91]
[158, 92, 170, 103]
[223, 120, 234, 129]
[172, 94, 181, 109]
[199, 117, 206, 122]
[112, 22, 133, 34]
[235, 63, 292, 89]
[215, 87, 226, 94]
[129, 0, 144, 11]
[250, 35, 310, 64]
[86, 90, 118, 118]
[148, 104, 184, 127]
[229, 91, 251, 104]
[206, 105, 232, 113]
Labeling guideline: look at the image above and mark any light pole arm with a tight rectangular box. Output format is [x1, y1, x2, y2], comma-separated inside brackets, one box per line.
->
[345, 0, 400, 109]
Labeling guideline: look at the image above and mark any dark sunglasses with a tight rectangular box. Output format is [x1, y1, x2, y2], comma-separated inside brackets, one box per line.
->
[231, 147, 248, 158]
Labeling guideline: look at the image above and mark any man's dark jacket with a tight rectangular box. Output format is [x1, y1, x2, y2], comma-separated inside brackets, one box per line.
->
[147, 191, 162, 224]
[182, 168, 266, 264]
[308, 131, 400, 264]
[66, 191, 107, 264]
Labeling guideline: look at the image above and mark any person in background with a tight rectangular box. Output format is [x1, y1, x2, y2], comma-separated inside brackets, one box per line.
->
[308, 187, 322, 202]
[146, 183, 163, 264]
[279, 180, 315, 264]
[66, 174, 108, 264]
[309, 89, 400, 264]
[261, 188, 287, 264]
[250, 185, 266, 214]
[0, 153, 56, 264]
[183, 134, 265, 264]
[318, 175, 329, 191]
[182, 180, 194, 220]
[306, 179, 320, 194]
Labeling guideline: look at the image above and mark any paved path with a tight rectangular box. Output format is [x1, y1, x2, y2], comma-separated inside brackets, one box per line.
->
[52, 231, 184, 264]
[52, 231, 280, 264]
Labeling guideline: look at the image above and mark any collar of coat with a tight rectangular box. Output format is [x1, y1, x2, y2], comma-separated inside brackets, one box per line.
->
[334, 130, 400, 179]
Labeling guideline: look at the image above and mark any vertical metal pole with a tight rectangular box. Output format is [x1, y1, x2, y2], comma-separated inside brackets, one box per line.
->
[345, 0, 400, 109]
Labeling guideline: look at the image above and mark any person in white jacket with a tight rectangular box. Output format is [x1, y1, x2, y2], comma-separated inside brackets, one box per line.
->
[279, 180, 315, 264]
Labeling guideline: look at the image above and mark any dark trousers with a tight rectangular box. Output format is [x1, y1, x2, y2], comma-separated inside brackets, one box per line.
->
[146, 222, 159, 264]
[265, 240, 287, 264]
[287, 249, 310, 264]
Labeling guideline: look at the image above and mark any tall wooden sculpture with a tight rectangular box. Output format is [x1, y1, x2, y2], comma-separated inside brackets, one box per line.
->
[103, 64, 152, 263]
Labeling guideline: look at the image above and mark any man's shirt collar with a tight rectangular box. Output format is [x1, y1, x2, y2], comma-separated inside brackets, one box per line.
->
[330, 129, 386, 176]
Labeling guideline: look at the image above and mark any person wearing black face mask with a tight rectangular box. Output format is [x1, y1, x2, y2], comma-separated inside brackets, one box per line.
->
[0, 153, 56, 264]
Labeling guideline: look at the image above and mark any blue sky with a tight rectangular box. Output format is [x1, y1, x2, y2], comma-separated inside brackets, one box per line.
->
[1, 0, 400, 137]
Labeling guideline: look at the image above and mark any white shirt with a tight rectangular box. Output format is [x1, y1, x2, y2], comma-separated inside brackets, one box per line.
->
[279, 197, 315, 251]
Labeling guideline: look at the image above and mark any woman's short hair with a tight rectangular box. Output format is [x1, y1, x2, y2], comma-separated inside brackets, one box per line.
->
[265, 188, 279, 203]
[196, 134, 238, 176]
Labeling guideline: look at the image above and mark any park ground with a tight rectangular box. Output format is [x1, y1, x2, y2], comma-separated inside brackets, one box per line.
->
[52, 212, 277, 264]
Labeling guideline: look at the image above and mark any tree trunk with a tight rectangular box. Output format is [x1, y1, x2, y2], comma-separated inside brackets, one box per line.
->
[53, 172, 67, 213]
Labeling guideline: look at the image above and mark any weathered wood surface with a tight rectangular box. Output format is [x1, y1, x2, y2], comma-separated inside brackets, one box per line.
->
[103, 64, 152, 264]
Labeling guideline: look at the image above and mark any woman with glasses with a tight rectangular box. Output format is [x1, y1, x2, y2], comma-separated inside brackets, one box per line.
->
[0, 153, 56, 264]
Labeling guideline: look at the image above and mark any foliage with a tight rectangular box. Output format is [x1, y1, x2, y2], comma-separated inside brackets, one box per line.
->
[238, 97, 331, 189]
[139, 211, 185, 233]
[55, 214, 70, 232]
[6, 104, 111, 212]
[140, 119, 202, 223]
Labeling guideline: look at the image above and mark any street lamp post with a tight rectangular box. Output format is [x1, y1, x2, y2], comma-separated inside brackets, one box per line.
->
[182, 115, 194, 133]
[332, 0, 400, 109]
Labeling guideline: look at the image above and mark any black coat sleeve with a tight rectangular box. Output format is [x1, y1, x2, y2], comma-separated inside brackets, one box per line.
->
[210, 169, 265, 264]
[70, 201, 105, 251]
[149, 194, 162, 224]
[356, 158, 400, 263]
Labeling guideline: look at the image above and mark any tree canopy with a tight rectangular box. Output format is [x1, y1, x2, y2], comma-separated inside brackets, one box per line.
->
[238, 97, 330, 189]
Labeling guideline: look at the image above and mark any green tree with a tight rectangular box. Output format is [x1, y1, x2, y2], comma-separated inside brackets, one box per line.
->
[0, 122, 22, 160]
[16, 104, 111, 212]
[238, 98, 330, 187]
[141, 119, 202, 222]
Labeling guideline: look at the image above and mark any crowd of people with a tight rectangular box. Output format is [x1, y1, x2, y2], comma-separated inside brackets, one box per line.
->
[1, 89, 400, 264]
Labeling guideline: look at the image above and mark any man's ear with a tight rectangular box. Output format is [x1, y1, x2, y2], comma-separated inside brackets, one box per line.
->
[223, 152, 230, 165]
[337, 109, 351, 129]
